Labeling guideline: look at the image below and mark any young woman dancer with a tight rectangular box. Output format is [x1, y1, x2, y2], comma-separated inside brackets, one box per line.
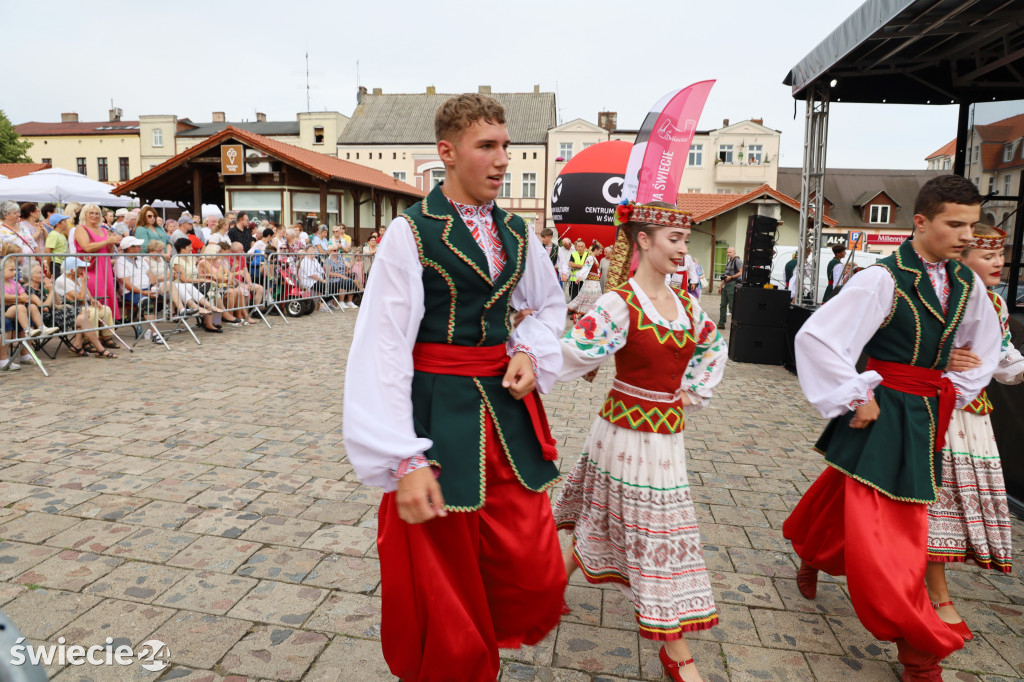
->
[567, 242, 603, 318]
[925, 223, 1023, 639]
[554, 200, 727, 682]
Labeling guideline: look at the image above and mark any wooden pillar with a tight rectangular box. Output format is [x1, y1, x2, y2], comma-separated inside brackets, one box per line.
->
[389, 195, 398, 221]
[191, 165, 202, 217]
[373, 189, 382, 230]
[351, 188, 363, 245]
[319, 181, 328, 227]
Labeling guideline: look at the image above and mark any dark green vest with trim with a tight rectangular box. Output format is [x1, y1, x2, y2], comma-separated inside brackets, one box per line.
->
[815, 239, 974, 503]
[822, 257, 841, 301]
[404, 185, 559, 511]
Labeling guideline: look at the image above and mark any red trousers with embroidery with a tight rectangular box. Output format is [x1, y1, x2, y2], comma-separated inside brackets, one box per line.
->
[376, 412, 567, 682]
[783, 467, 963, 659]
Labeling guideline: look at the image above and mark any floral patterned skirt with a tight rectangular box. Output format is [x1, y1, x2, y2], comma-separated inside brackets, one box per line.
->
[569, 279, 603, 313]
[553, 418, 718, 640]
[926, 409, 1013, 572]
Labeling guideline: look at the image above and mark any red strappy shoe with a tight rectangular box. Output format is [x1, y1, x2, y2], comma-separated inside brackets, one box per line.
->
[797, 560, 818, 600]
[659, 645, 695, 682]
[932, 600, 973, 641]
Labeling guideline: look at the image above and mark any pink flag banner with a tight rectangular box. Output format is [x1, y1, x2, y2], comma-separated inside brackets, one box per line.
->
[622, 80, 715, 205]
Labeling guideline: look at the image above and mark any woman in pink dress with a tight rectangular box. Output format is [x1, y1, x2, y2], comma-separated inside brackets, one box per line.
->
[73, 203, 121, 319]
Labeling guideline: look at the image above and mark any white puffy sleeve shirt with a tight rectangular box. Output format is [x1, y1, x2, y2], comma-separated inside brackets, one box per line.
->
[342, 215, 568, 491]
[795, 266, 1001, 419]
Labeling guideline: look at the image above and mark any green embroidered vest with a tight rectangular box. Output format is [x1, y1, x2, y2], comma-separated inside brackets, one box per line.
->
[404, 185, 560, 511]
[822, 257, 841, 300]
[815, 239, 974, 503]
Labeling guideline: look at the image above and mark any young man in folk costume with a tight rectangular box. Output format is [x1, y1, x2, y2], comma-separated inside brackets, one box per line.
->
[924, 223, 1024, 641]
[783, 176, 1001, 681]
[821, 243, 846, 302]
[343, 94, 568, 681]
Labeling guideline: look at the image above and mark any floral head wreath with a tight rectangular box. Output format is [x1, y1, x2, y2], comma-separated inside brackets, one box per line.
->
[967, 227, 1006, 251]
[607, 200, 693, 290]
[613, 199, 693, 229]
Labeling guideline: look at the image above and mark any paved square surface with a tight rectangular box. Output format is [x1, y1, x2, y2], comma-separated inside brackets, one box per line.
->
[1, 296, 1021, 681]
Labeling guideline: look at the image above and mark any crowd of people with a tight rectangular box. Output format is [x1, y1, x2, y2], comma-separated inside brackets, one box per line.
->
[0, 200, 371, 370]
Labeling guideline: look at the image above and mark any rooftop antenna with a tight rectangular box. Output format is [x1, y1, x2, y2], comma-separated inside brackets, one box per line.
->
[356, 59, 360, 89]
[306, 51, 311, 113]
[555, 81, 563, 125]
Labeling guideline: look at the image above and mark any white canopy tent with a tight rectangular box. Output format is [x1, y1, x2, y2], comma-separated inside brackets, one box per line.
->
[0, 168, 132, 207]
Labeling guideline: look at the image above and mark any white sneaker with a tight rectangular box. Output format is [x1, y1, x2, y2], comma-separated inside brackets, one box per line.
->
[1, 360, 20, 371]
[143, 329, 153, 341]
[27, 328, 42, 337]
[43, 326, 60, 336]
[350, 302, 359, 309]
[151, 332, 164, 344]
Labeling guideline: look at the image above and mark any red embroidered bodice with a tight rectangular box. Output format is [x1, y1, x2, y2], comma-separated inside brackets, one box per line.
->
[600, 283, 697, 434]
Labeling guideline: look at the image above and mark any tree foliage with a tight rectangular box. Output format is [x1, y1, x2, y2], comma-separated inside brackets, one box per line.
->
[0, 110, 33, 164]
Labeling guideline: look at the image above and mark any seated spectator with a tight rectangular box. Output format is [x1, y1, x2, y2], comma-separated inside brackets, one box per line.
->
[25, 260, 114, 357]
[296, 227, 311, 250]
[103, 209, 114, 227]
[198, 243, 244, 325]
[114, 236, 163, 343]
[296, 252, 337, 311]
[166, 218, 184, 244]
[331, 224, 352, 252]
[3, 254, 57, 339]
[110, 208, 130, 236]
[170, 239, 224, 332]
[209, 219, 232, 247]
[228, 243, 263, 321]
[326, 246, 359, 309]
[45, 213, 71, 278]
[21, 202, 47, 250]
[228, 212, 255, 252]
[311, 225, 330, 255]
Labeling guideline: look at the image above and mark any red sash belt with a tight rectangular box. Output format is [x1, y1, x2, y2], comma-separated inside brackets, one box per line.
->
[413, 342, 559, 461]
[866, 358, 956, 453]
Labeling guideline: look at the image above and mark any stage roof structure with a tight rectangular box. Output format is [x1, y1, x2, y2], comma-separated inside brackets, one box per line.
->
[785, 0, 1024, 105]
[784, 0, 1024, 310]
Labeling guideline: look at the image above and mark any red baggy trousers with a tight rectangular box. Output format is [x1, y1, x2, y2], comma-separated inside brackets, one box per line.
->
[783, 466, 963, 659]
[376, 412, 567, 682]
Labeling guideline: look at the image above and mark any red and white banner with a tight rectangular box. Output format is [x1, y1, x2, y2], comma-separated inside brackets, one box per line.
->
[623, 81, 715, 204]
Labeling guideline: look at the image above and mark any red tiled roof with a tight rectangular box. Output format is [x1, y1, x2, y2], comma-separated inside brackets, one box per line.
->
[115, 126, 425, 199]
[679, 184, 837, 226]
[14, 121, 141, 136]
[928, 113, 1024, 170]
[925, 139, 956, 160]
[0, 163, 51, 179]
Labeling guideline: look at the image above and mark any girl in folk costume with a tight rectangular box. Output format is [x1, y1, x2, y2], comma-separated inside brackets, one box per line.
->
[567, 243, 603, 317]
[554, 200, 727, 682]
[925, 224, 1024, 640]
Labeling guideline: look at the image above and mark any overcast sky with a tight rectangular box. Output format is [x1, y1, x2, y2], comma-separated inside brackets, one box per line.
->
[7, 0, 1021, 169]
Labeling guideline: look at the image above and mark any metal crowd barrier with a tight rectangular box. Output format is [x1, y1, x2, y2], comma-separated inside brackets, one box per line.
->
[1, 248, 372, 376]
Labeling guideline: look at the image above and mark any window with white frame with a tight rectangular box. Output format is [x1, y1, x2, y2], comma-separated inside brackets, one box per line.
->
[152, 128, 163, 147]
[718, 145, 733, 163]
[869, 205, 890, 224]
[582, 142, 595, 149]
[1005, 144, 1014, 162]
[686, 187, 701, 193]
[747, 144, 763, 163]
[499, 172, 511, 198]
[430, 169, 445, 187]
[1005, 174, 1012, 196]
[522, 172, 537, 199]
[688, 144, 703, 167]
[943, 159, 951, 170]
[559, 142, 573, 161]
[989, 176, 996, 194]
[973, 144, 980, 163]
[393, 171, 406, 182]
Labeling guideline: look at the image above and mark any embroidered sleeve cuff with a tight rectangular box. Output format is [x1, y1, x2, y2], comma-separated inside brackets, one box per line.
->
[849, 386, 874, 410]
[391, 454, 431, 481]
[511, 344, 539, 376]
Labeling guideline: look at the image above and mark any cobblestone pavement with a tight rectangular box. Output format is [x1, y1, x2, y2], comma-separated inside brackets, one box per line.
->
[0, 297, 1021, 682]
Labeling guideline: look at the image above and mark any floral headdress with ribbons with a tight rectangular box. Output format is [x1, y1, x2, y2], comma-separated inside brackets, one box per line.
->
[967, 227, 1006, 251]
[607, 199, 694, 289]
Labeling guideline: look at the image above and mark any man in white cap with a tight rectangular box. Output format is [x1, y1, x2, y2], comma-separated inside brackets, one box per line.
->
[114, 236, 163, 342]
[111, 209, 130, 237]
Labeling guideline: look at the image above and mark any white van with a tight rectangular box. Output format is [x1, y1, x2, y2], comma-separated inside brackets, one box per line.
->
[770, 246, 882, 304]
